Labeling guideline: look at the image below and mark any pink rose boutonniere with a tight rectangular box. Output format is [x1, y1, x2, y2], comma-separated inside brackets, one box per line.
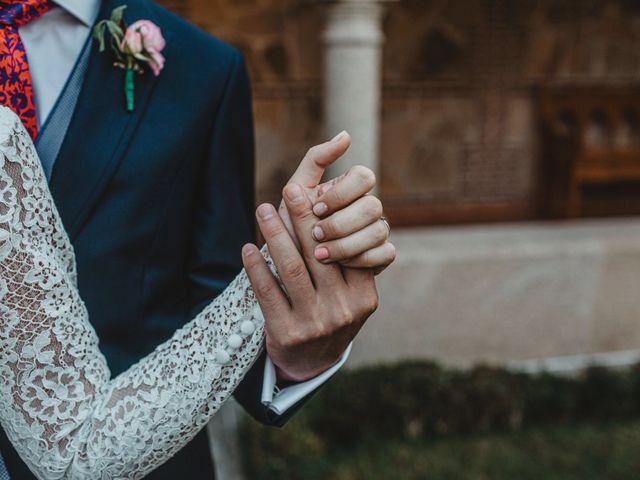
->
[93, 5, 166, 112]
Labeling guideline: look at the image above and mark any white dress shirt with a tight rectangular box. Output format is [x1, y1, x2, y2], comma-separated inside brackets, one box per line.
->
[20, 0, 349, 415]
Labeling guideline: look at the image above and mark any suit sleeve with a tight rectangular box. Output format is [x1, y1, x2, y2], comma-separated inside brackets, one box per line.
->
[186, 50, 306, 426]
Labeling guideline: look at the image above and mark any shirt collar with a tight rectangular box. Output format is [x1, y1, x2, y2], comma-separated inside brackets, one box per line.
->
[53, 0, 101, 27]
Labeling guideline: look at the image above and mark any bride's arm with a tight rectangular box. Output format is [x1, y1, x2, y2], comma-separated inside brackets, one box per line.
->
[0, 110, 265, 479]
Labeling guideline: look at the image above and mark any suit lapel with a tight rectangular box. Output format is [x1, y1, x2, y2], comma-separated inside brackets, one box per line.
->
[50, 0, 169, 240]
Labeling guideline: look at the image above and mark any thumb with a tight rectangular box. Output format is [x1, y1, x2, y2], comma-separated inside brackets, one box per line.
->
[287, 131, 351, 188]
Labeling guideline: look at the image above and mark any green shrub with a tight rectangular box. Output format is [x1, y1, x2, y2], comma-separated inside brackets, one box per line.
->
[241, 361, 640, 465]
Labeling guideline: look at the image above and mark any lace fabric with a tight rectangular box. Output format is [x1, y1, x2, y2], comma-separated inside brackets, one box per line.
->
[0, 106, 266, 479]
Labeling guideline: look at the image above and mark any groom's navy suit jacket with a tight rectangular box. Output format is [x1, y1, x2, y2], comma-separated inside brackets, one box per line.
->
[0, 0, 302, 478]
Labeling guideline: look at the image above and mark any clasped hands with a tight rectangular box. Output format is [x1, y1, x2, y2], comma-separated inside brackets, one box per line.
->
[242, 132, 395, 382]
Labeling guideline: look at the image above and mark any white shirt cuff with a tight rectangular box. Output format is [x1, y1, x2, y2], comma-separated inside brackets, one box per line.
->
[260, 343, 353, 416]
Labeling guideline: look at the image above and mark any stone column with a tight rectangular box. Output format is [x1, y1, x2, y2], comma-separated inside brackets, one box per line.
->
[322, 0, 394, 183]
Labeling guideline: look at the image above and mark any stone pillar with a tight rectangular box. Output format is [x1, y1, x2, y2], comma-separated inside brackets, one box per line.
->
[322, 0, 394, 182]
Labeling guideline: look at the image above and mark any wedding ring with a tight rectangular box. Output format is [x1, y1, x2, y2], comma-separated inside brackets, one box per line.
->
[380, 216, 391, 234]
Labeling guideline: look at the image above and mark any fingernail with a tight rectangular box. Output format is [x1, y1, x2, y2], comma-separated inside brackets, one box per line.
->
[285, 183, 304, 203]
[315, 246, 330, 260]
[313, 202, 328, 216]
[331, 130, 347, 144]
[312, 225, 325, 241]
[257, 204, 275, 220]
[242, 244, 256, 257]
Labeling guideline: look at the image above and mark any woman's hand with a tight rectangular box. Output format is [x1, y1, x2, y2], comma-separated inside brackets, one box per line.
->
[278, 131, 395, 274]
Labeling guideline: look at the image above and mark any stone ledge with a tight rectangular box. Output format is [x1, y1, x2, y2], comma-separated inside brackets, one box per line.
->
[349, 218, 640, 368]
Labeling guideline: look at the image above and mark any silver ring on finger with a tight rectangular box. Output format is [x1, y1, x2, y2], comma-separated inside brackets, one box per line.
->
[380, 216, 391, 234]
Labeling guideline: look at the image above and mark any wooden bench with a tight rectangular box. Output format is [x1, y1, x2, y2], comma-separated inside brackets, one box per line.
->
[538, 86, 640, 218]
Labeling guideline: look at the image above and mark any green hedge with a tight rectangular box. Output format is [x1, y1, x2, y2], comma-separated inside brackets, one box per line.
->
[292, 362, 640, 443]
[241, 361, 640, 475]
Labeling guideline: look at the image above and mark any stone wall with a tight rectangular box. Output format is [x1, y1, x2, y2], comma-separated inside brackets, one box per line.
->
[350, 219, 640, 368]
[158, 0, 640, 221]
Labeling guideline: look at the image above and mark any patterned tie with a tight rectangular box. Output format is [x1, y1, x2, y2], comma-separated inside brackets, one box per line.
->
[0, 0, 52, 139]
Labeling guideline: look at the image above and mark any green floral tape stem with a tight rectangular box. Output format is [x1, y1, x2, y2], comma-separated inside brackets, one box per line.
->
[93, 5, 167, 113]
[125, 68, 135, 112]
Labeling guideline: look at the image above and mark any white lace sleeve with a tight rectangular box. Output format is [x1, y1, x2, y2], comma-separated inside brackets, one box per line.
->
[0, 107, 266, 479]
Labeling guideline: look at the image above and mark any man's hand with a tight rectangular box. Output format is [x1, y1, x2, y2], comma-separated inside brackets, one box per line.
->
[279, 132, 395, 274]
[242, 184, 378, 382]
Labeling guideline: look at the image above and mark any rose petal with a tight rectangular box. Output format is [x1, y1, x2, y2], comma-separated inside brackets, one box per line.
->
[129, 20, 166, 53]
[147, 49, 165, 76]
[122, 29, 143, 55]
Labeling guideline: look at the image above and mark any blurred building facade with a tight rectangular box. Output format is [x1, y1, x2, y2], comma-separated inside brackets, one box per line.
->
[158, 0, 640, 368]
[161, 0, 640, 224]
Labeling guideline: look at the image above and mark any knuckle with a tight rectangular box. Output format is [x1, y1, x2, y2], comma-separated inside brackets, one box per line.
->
[343, 250, 367, 268]
[246, 257, 265, 272]
[330, 186, 347, 208]
[320, 218, 338, 238]
[357, 250, 372, 266]
[308, 322, 332, 342]
[265, 221, 287, 239]
[345, 307, 358, 325]
[351, 165, 376, 190]
[333, 303, 356, 327]
[374, 220, 389, 242]
[273, 332, 294, 350]
[281, 331, 305, 349]
[364, 195, 383, 219]
[298, 207, 315, 221]
[306, 145, 322, 159]
[336, 296, 357, 323]
[385, 242, 397, 264]
[368, 293, 380, 314]
[243, 253, 261, 270]
[329, 241, 347, 260]
[256, 281, 276, 300]
[361, 288, 379, 315]
[291, 204, 309, 218]
[283, 189, 313, 217]
[282, 257, 307, 280]
[281, 186, 298, 204]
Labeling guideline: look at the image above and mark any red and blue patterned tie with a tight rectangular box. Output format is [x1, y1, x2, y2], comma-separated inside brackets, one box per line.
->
[0, 0, 52, 139]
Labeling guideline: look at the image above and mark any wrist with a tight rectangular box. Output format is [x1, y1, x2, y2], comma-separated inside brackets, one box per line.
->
[274, 365, 313, 383]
